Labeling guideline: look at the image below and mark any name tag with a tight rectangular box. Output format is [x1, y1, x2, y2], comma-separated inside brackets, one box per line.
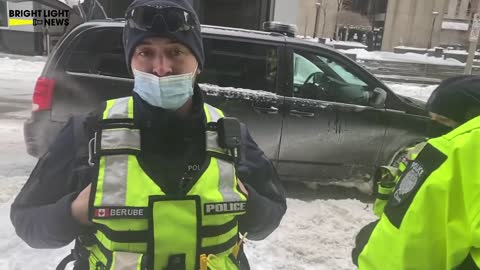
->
[93, 207, 147, 219]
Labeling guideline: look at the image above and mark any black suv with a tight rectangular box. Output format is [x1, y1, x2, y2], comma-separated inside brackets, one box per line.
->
[23, 19, 429, 189]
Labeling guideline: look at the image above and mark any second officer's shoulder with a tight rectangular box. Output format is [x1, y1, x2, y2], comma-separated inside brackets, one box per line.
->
[429, 116, 480, 153]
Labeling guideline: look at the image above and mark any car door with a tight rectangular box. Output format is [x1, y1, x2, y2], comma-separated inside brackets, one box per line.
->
[277, 46, 387, 184]
[197, 36, 286, 162]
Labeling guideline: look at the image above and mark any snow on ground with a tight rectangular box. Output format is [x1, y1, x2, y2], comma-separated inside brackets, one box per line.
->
[341, 48, 465, 66]
[246, 199, 375, 270]
[0, 56, 44, 103]
[0, 56, 44, 80]
[0, 117, 67, 270]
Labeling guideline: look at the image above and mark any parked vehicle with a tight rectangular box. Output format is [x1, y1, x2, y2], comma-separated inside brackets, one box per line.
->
[22, 17, 429, 189]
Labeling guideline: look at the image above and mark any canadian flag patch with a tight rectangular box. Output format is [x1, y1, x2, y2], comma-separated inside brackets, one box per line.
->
[95, 208, 110, 218]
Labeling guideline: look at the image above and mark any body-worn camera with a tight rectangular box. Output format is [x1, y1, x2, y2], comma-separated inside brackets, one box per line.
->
[217, 117, 242, 162]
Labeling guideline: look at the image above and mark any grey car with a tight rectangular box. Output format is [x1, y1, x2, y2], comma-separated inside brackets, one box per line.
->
[21, 17, 429, 190]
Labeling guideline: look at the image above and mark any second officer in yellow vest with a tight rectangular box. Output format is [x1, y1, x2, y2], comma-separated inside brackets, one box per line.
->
[352, 76, 480, 269]
[10, 1, 287, 269]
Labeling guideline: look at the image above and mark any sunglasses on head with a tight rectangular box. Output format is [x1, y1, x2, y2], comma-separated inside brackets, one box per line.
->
[126, 5, 198, 33]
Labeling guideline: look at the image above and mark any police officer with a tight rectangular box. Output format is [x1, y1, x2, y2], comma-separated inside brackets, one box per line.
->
[352, 75, 480, 269]
[10, 1, 287, 269]
[372, 75, 480, 217]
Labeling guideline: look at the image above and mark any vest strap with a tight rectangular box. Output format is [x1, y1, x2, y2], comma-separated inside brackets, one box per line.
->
[200, 217, 238, 237]
[55, 253, 74, 270]
[95, 127, 141, 157]
[201, 233, 238, 255]
[96, 223, 149, 243]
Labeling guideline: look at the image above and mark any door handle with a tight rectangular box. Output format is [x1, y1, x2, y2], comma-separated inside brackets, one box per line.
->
[289, 110, 315, 118]
[253, 106, 279, 114]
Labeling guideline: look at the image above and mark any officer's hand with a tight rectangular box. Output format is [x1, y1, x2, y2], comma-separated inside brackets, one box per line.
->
[71, 184, 93, 226]
[238, 179, 248, 196]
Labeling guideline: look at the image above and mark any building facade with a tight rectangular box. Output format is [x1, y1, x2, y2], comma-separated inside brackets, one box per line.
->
[382, 0, 477, 51]
[291, 0, 478, 51]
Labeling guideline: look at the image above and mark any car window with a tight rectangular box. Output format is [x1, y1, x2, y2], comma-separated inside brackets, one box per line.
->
[294, 53, 323, 86]
[64, 28, 130, 79]
[317, 56, 367, 86]
[293, 50, 371, 106]
[198, 38, 278, 93]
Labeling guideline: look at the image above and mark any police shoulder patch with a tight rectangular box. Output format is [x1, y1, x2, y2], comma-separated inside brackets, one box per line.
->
[385, 143, 447, 228]
[392, 161, 425, 206]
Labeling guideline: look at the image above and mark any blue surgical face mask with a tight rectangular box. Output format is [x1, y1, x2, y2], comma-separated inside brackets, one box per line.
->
[133, 67, 196, 110]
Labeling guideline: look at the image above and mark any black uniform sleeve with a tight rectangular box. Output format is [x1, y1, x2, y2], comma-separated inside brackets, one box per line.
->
[236, 123, 287, 240]
[10, 116, 93, 248]
[351, 220, 379, 266]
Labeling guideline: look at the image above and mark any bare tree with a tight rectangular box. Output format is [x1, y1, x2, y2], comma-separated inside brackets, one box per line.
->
[318, 0, 328, 37]
[334, 0, 355, 38]
[368, 0, 377, 31]
[334, 0, 344, 39]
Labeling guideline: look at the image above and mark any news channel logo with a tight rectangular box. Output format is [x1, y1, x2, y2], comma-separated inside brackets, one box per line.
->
[8, 9, 70, 27]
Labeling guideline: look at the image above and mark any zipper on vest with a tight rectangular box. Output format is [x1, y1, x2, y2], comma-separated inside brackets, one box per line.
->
[178, 174, 193, 196]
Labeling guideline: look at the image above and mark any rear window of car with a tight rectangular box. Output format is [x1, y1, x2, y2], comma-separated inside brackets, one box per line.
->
[63, 27, 131, 79]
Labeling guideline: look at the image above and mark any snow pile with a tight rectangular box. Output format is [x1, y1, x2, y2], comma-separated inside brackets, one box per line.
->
[441, 21, 469, 31]
[394, 46, 427, 51]
[326, 40, 367, 49]
[386, 83, 437, 102]
[341, 49, 465, 66]
[0, 57, 44, 81]
[199, 83, 278, 100]
[443, 49, 480, 56]
[302, 37, 367, 49]
[0, 56, 44, 102]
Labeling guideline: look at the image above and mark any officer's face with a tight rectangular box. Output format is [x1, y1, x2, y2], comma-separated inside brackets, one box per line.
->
[131, 37, 199, 78]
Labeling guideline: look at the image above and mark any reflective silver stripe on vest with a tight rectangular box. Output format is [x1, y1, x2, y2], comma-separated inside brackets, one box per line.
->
[108, 97, 130, 119]
[205, 103, 222, 122]
[102, 155, 128, 206]
[217, 159, 241, 202]
[101, 129, 140, 151]
[205, 104, 227, 154]
[112, 252, 142, 270]
[206, 130, 226, 154]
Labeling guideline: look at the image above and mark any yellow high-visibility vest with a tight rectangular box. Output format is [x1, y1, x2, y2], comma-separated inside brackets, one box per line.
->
[84, 97, 247, 270]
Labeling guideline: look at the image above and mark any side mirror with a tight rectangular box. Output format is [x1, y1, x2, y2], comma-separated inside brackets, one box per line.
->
[370, 88, 387, 108]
